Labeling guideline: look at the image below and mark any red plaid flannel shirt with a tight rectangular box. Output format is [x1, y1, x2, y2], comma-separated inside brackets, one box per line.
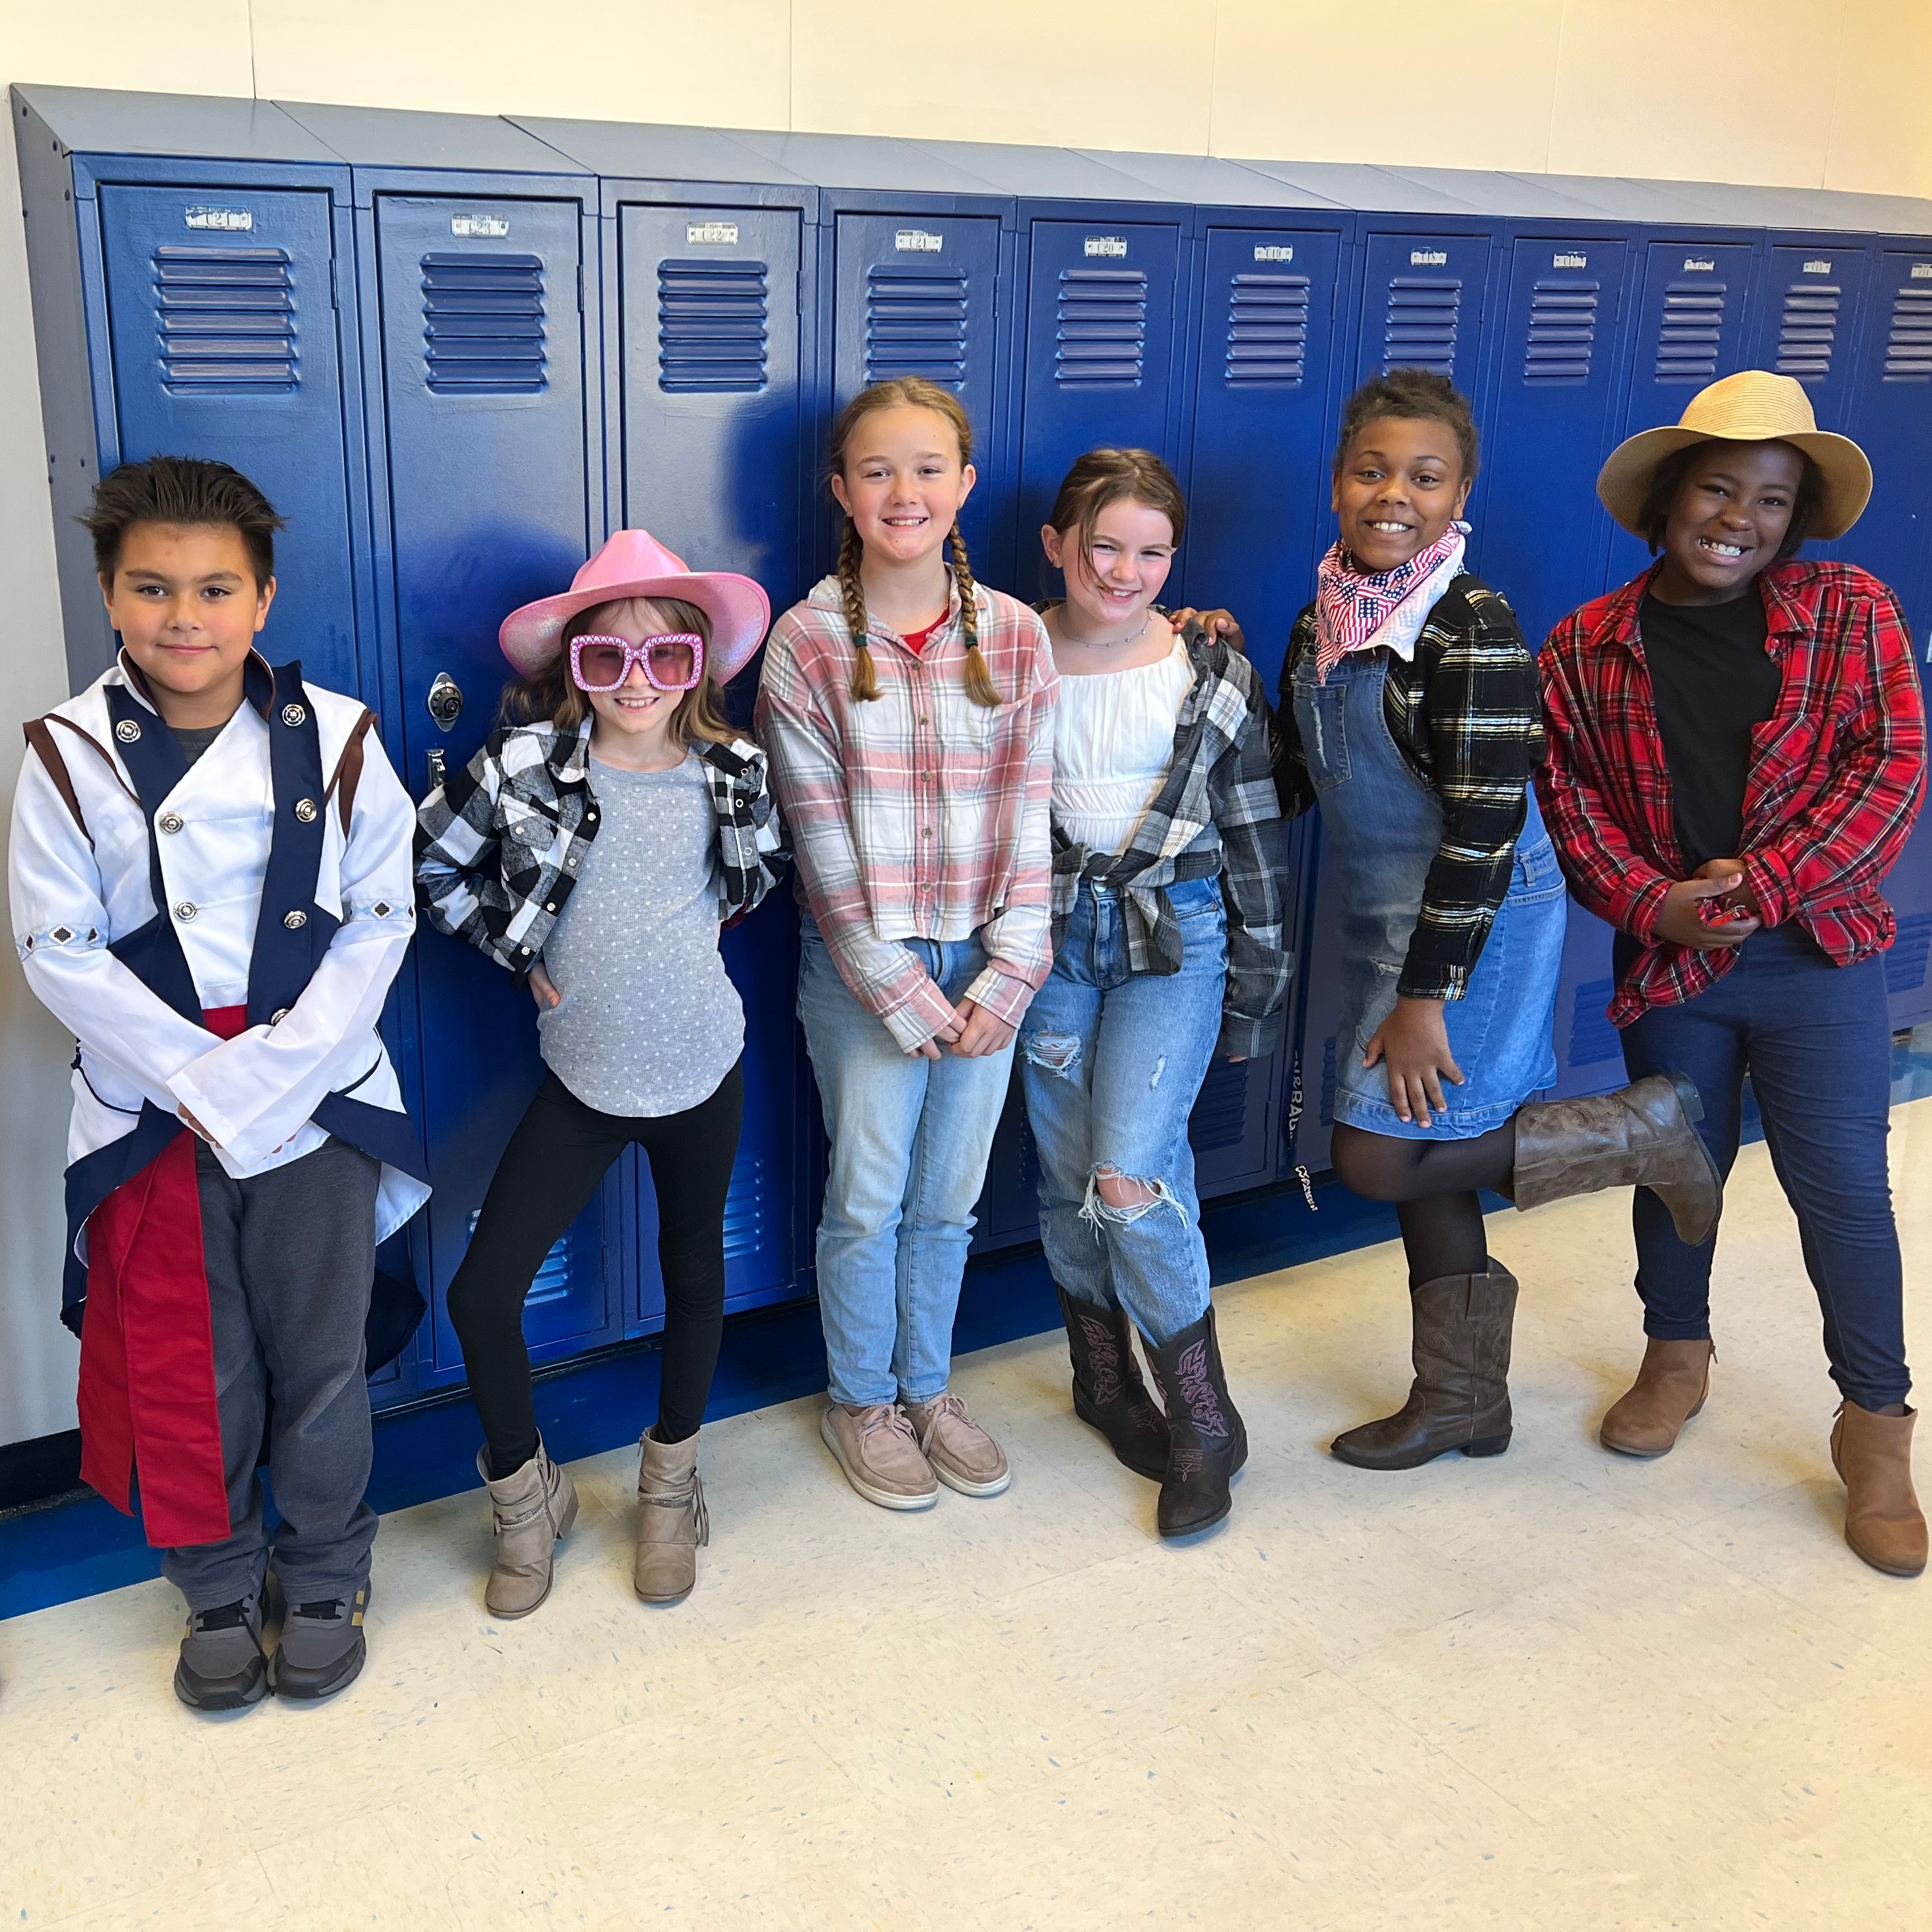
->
[1537, 560, 1927, 1027]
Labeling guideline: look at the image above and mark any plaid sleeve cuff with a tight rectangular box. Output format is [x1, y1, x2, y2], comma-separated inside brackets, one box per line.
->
[1622, 874, 1678, 947]
[962, 964, 1036, 1029]
[1739, 850, 1794, 928]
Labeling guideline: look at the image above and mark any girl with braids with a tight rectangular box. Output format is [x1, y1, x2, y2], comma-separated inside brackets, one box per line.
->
[756, 376, 1058, 1512]
[1022, 449, 1291, 1539]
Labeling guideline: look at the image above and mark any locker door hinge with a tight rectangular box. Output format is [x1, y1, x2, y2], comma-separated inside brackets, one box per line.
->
[330, 258, 340, 309]
[577, 264, 585, 313]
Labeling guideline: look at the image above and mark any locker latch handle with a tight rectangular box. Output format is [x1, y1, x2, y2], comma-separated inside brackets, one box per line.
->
[425, 748, 447, 795]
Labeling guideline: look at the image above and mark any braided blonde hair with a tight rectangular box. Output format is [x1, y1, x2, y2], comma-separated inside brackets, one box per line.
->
[829, 376, 999, 707]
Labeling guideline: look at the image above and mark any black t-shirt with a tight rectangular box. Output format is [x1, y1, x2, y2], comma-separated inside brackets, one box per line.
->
[1639, 589, 1783, 870]
[169, 720, 230, 767]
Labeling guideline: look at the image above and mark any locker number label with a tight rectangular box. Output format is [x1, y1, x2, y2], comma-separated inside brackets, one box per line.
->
[1084, 236, 1128, 258]
[1916, 264, 1932, 279]
[1254, 244, 1295, 262]
[185, 206, 253, 232]
[688, 222, 741, 245]
[1554, 251, 1587, 269]
[895, 229, 943, 253]
[1410, 249, 1448, 266]
[1683, 256, 1717, 271]
[1804, 259, 1832, 273]
[452, 213, 512, 238]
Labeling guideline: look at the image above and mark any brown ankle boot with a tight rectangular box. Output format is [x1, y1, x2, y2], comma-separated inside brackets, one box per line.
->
[635, 1428, 708, 1603]
[1331, 1269, 1518, 1471]
[1830, 1402, 1927, 1578]
[1511, 1073, 1722, 1245]
[1599, 1338, 1715, 1457]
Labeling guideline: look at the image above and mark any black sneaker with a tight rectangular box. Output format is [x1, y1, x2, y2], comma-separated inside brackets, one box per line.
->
[174, 1597, 269, 1711]
[268, 1583, 369, 1702]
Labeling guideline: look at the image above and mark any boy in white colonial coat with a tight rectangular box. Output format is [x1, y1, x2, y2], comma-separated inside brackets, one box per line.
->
[8, 457, 428, 1709]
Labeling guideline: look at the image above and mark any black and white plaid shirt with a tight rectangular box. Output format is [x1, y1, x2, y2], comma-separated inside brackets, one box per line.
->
[415, 715, 786, 974]
[1048, 622, 1294, 1061]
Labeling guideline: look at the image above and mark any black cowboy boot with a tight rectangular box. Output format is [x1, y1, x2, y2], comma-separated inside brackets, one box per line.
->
[1058, 1287, 1170, 1480]
[1142, 1307, 1248, 1537]
[1330, 1268, 1518, 1471]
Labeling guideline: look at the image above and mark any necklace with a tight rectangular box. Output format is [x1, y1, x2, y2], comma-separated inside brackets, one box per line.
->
[1056, 608, 1155, 651]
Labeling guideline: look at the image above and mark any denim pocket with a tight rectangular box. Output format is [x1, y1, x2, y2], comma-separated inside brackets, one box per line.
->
[1507, 834, 1567, 905]
[1300, 681, 1351, 793]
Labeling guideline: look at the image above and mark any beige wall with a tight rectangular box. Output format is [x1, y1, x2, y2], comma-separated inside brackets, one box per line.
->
[1, 1, 1928, 1445]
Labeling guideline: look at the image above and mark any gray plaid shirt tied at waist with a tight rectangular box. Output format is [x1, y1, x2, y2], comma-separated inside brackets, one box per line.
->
[1049, 626, 1293, 1060]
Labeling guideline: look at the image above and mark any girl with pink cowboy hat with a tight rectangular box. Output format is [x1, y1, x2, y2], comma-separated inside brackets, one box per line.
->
[416, 529, 784, 1613]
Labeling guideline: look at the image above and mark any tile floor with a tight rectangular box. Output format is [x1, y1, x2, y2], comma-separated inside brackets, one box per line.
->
[3, 1098, 1928, 1931]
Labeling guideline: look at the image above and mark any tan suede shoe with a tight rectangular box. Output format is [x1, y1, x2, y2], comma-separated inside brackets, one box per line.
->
[1599, 1338, 1715, 1458]
[821, 1402, 938, 1510]
[903, 1390, 1011, 1497]
[1831, 1402, 1927, 1578]
[634, 1427, 708, 1604]
[480, 1440, 579, 1618]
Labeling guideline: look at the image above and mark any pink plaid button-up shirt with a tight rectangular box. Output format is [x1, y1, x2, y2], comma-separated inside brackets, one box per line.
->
[756, 572, 1058, 1051]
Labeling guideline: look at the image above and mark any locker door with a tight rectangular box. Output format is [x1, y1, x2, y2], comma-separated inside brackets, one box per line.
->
[1017, 218, 1184, 552]
[1756, 243, 1875, 568]
[617, 198, 807, 1325]
[619, 201, 806, 612]
[1357, 231, 1491, 395]
[373, 191, 609, 1382]
[1188, 225, 1343, 689]
[1479, 236, 1628, 649]
[833, 212, 1004, 563]
[1854, 249, 1932, 1030]
[98, 184, 361, 697]
[1605, 239, 1756, 587]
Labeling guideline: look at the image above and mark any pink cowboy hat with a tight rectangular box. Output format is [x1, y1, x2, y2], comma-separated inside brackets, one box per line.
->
[498, 529, 771, 680]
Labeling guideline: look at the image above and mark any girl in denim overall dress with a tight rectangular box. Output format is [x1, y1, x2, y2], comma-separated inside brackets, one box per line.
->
[1279, 372, 1721, 1471]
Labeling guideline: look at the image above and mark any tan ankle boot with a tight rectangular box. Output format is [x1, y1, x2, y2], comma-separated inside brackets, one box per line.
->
[1830, 1402, 1927, 1578]
[1599, 1338, 1715, 1458]
[480, 1440, 579, 1618]
[636, 1428, 708, 1604]
[1512, 1073, 1723, 1245]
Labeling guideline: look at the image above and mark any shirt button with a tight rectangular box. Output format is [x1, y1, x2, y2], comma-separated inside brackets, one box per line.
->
[174, 901, 197, 921]
[283, 910, 307, 929]
[294, 798, 318, 823]
[566, 857, 579, 869]
[919, 714, 930, 727]
[545, 902, 557, 913]
[115, 719, 142, 743]
[921, 827, 934, 840]
[157, 812, 184, 835]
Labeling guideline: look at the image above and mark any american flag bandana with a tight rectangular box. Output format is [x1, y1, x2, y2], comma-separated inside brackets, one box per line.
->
[1314, 522, 1470, 682]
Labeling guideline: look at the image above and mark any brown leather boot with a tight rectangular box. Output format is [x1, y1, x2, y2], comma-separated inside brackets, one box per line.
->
[1510, 1073, 1722, 1246]
[1599, 1338, 1715, 1457]
[1331, 1269, 1518, 1471]
[1830, 1402, 1927, 1578]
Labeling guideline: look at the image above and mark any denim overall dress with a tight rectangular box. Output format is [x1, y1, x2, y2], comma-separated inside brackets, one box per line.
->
[1291, 638, 1567, 1141]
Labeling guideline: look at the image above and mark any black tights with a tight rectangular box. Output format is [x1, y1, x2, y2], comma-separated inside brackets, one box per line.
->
[448, 1062, 744, 1479]
[1328, 1119, 1517, 1288]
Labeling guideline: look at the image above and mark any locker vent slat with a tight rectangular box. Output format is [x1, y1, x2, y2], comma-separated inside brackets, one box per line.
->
[1567, 979, 1623, 1069]
[1056, 268, 1147, 387]
[422, 252, 547, 395]
[1653, 280, 1728, 383]
[468, 1210, 574, 1306]
[153, 246, 298, 393]
[1885, 910, 1932, 994]
[658, 258, 769, 393]
[1225, 272, 1310, 388]
[865, 266, 969, 388]
[722, 1156, 765, 1261]
[1522, 279, 1599, 384]
[1188, 1059, 1250, 1154]
[1774, 282, 1840, 382]
[1883, 284, 1932, 382]
[1382, 276, 1460, 378]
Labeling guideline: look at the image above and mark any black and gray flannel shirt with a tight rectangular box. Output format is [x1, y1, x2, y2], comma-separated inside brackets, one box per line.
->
[1050, 623, 1294, 1060]
[414, 714, 786, 974]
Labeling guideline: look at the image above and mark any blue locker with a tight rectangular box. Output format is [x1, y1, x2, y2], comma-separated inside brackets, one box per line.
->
[328, 129, 611, 1387]
[1602, 236, 1758, 587]
[1355, 229, 1494, 393]
[13, 87, 373, 699]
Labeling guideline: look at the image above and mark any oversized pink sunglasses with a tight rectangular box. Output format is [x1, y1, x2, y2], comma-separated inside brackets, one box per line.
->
[569, 632, 705, 693]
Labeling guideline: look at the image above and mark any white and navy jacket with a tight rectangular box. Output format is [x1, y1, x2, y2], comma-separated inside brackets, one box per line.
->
[414, 714, 786, 974]
[9, 653, 431, 1297]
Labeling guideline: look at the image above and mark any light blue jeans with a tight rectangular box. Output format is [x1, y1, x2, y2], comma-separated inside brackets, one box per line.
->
[797, 915, 1017, 1407]
[1019, 876, 1228, 1347]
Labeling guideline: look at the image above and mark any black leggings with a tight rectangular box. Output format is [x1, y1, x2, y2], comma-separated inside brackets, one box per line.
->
[1328, 1120, 1517, 1289]
[448, 1062, 744, 1477]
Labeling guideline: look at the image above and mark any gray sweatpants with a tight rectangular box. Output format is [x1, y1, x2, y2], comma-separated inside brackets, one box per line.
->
[161, 1137, 382, 1612]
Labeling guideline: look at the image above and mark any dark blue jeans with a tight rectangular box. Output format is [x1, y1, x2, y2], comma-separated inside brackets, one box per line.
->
[1616, 924, 1908, 1411]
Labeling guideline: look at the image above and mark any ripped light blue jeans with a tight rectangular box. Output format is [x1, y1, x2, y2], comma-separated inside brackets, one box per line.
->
[1019, 876, 1227, 1347]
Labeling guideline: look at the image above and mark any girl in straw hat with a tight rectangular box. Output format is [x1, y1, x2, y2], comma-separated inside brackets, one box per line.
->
[1539, 370, 1928, 1576]
[416, 530, 784, 1613]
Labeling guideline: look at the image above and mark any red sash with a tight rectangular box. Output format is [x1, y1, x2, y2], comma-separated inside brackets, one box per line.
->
[77, 1005, 247, 1548]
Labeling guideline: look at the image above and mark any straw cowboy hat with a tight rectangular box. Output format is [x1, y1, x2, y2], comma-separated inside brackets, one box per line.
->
[1597, 369, 1873, 542]
[499, 529, 771, 680]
